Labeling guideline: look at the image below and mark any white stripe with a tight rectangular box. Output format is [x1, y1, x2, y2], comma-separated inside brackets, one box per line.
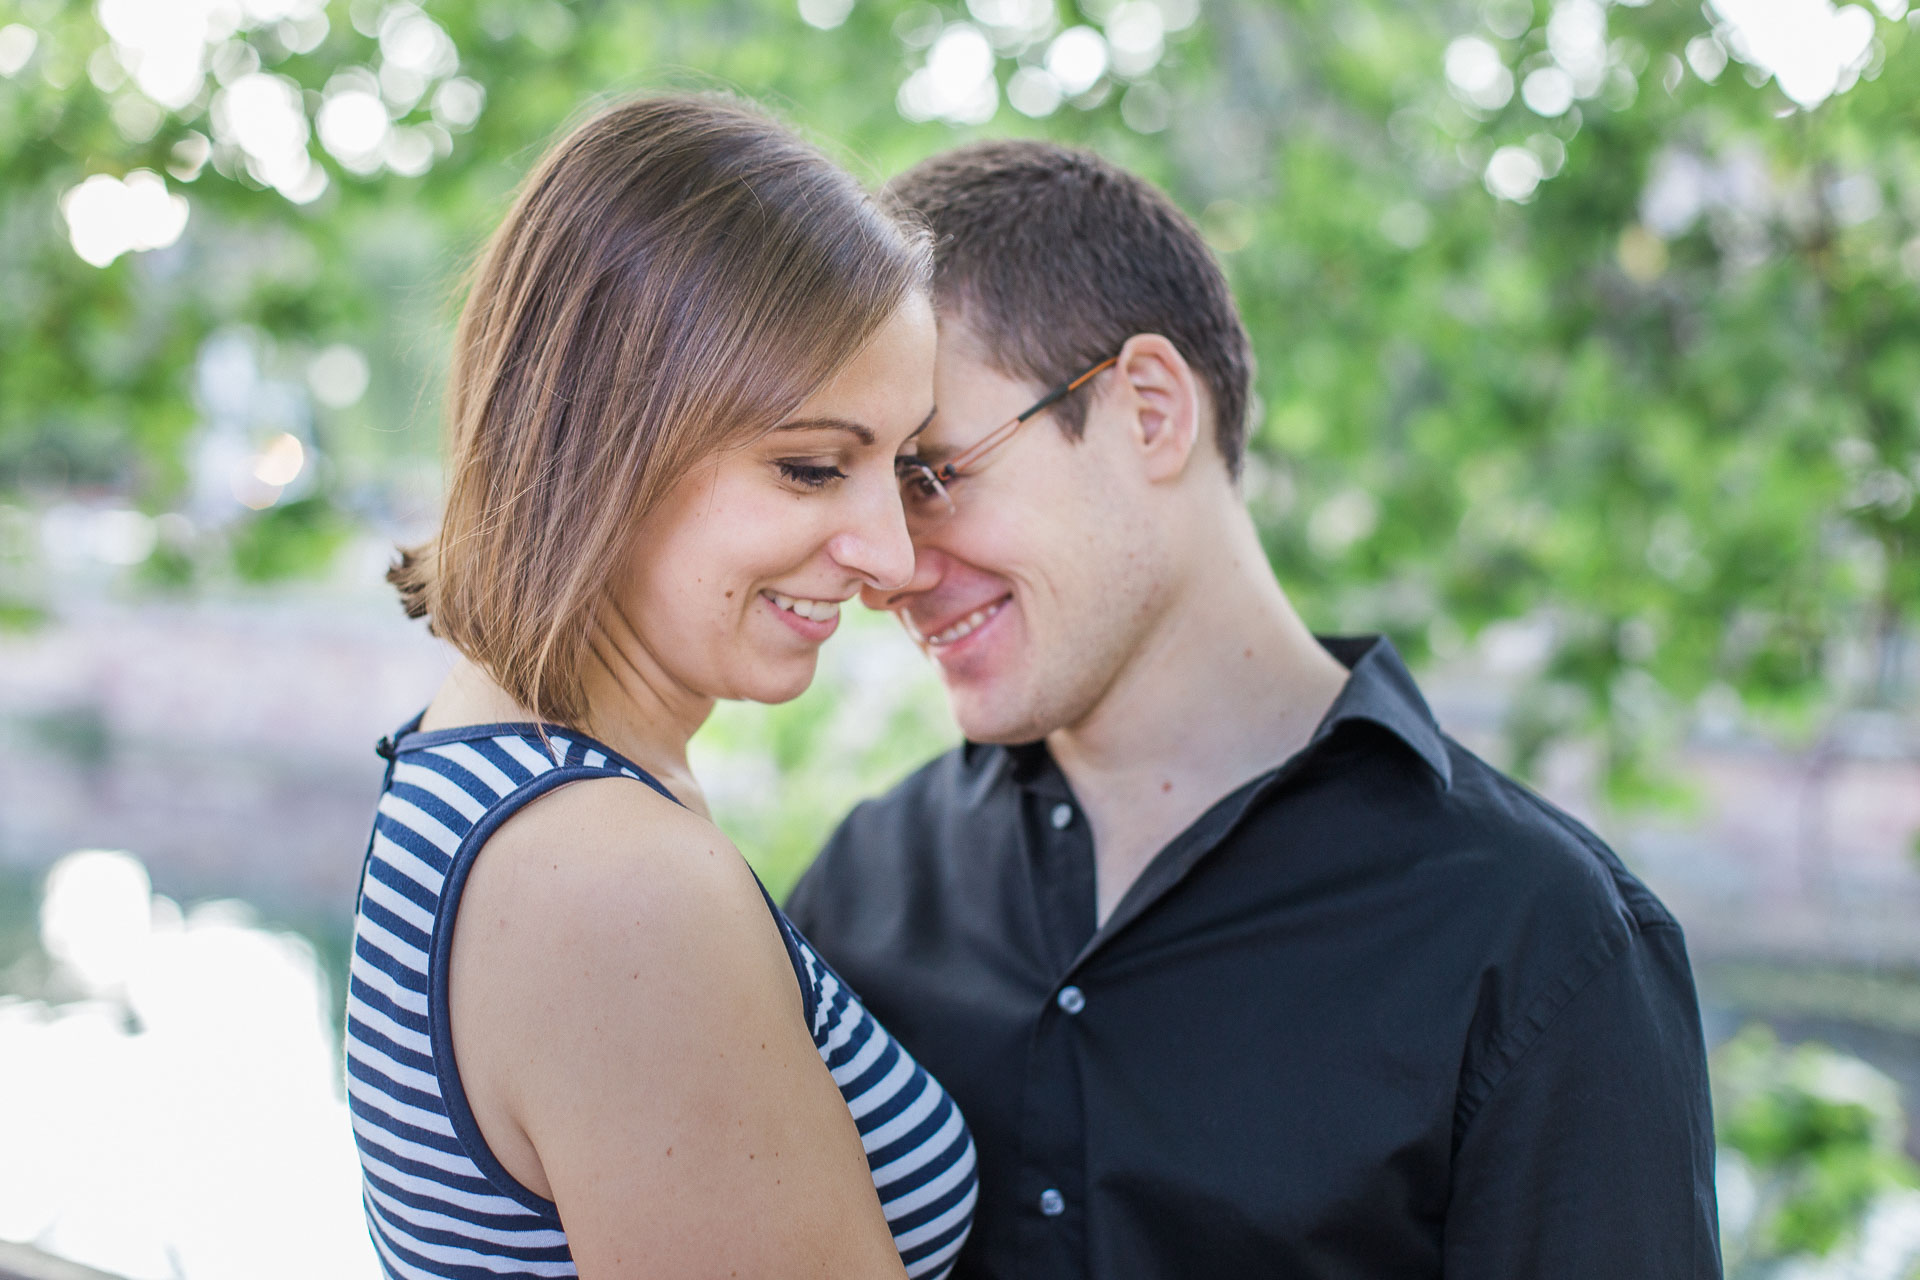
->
[369, 1202, 578, 1277]
[347, 993, 430, 1058]
[352, 1112, 483, 1180]
[583, 749, 606, 769]
[366, 1212, 445, 1280]
[355, 914, 428, 976]
[349, 951, 429, 1016]
[894, 1177, 979, 1251]
[393, 761, 489, 822]
[859, 1070, 942, 1152]
[360, 872, 434, 935]
[498, 735, 558, 777]
[379, 791, 464, 857]
[348, 1033, 439, 1096]
[820, 990, 864, 1060]
[431, 741, 517, 797]
[828, 1011, 887, 1087]
[359, 1151, 532, 1219]
[366, 1178, 567, 1250]
[348, 1072, 458, 1139]
[904, 1224, 969, 1280]
[885, 1141, 978, 1223]
[370, 833, 447, 896]
[873, 1103, 967, 1189]
[841, 1035, 912, 1115]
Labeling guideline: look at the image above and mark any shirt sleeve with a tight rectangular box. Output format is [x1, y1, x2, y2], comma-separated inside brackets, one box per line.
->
[1442, 920, 1723, 1279]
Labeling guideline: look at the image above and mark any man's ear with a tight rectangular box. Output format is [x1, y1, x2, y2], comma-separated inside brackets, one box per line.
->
[1111, 333, 1201, 483]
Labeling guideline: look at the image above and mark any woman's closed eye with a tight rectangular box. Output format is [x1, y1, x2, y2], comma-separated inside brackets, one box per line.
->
[776, 459, 848, 488]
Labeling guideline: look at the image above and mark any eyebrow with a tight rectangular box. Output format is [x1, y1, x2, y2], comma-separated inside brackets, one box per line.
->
[774, 417, 875, 446]
[775, 406, 937, 447]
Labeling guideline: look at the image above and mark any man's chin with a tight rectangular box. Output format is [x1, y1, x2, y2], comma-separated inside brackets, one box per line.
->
[947, 686, 1054, 747]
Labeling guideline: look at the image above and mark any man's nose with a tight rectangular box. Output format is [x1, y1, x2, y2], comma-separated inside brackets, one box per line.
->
[860, 543, 949, 612]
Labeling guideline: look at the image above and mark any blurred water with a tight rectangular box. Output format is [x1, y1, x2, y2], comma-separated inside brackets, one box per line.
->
[0, 850, 378, 1280]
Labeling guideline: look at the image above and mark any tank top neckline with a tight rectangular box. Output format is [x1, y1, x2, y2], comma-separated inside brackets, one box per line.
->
[389, 713, 680, 807]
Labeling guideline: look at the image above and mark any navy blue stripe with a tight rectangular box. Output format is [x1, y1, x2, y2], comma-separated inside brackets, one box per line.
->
[349, 975, 429, 1034]
[816, 992, 863, 1060]
[369, 1209, 574, 1280]
[362, 1167, 557, 1234]
[854, 1062, 929, 1134]
[361, 897, 430, 956]
[838, 1029, 902, 1094]
[387, 780, 474, 842]
[373, 812, 454, 875]
[467, 736, 535, 788]
[347, 1089, 465, 1157]
[348, 1059, 461, 1131]
[406, 749, 501, 804]
[365, 1192, 573, 1262]
[367, 855, 438, 915]
[347, 1014, 434, 1077]
[901, 1219, 972, 1267]
[357, 1139, 504, 1200]
[888, 1166, 977, 1235]
[354, 934, 428, 992]
[868, 1090, 957, 1174]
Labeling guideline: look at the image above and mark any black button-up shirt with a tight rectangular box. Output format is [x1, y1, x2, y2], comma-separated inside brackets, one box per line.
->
[787, 636, 1720, 1279]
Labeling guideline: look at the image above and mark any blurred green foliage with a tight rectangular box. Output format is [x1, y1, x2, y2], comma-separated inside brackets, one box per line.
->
[1714, 1025, 1920, 1272]
[229, 493, 351, 579]
[695, 609, 960, 897]
[0, 0, 1916, 800]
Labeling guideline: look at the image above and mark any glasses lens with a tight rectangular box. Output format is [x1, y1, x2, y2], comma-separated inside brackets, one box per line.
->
[898, 462, 954, 523]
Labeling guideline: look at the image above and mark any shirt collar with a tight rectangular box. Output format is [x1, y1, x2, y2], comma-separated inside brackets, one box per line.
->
[962, 633, 1452, 792]
[1310, 634, 1453, 790]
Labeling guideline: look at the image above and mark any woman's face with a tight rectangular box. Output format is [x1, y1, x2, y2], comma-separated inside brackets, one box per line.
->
[609, 295, 938, 706]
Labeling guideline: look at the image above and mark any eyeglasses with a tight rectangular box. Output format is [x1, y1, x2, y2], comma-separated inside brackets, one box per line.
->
[895, 355, 1119, 527]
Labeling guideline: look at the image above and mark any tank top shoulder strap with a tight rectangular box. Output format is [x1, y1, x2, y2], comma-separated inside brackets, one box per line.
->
[380, 715, 818, 1029]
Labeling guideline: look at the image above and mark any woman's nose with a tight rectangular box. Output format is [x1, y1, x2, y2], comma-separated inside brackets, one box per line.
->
[859, 543, 947, 612]
[828, 472, 917, 593]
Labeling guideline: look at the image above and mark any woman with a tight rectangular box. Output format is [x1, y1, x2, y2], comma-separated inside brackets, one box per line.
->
[345, 95, 975, 1278]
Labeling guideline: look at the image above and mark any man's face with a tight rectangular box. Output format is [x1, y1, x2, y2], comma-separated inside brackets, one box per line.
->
[867, 322, 1162, 743]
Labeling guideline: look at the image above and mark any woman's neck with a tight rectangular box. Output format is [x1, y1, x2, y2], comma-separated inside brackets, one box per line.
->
[421, 649, 715, 818]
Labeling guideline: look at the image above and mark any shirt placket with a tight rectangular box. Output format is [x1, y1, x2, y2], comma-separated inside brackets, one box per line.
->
[1013, 783, 1095, 1280]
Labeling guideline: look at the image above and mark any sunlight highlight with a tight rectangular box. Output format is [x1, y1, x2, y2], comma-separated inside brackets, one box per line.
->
[59, 171, 189, 268]
[0, 850, 379, 1280]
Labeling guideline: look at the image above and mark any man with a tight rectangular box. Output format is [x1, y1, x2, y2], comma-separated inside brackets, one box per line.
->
[786, 141, 1720, 1278]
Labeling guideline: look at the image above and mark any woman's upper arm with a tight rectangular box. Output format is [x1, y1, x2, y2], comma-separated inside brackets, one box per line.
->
[450, 776, 905, 1279]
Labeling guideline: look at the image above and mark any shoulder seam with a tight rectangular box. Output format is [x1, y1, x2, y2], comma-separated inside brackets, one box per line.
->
[1502, 779, 1677, 931]
[1454, 910, 1665, 1142]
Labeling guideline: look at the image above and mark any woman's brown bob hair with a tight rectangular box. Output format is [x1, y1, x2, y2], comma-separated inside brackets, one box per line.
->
[391, 94, 932, 728]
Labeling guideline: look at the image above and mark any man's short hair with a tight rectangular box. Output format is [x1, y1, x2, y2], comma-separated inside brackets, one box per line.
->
[883, 140, 1254, 478]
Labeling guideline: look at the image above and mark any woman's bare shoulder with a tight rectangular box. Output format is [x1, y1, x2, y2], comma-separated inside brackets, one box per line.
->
[447, 773, 902, 1276]
[462, 773, 774, 992]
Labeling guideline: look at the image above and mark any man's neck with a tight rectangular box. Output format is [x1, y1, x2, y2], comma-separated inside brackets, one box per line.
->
[1045, 509, 1349, 927]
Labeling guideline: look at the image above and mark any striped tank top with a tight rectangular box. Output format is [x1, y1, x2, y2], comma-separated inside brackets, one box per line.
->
[345, 718, 977, 1279]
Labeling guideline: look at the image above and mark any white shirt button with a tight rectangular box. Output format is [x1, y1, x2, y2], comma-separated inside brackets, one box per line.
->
[1039, 1188, 1066, 1217]
[1056, 985, 1085, 1015]
[1050, 803, 1074, 830]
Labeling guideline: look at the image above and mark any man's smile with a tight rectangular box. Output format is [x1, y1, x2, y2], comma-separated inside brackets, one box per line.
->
[903, 593, 1013, 649]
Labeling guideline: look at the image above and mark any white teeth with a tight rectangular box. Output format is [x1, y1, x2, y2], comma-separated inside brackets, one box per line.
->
[764, 590, 841, 623]
[925, 598, 1005, 646]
